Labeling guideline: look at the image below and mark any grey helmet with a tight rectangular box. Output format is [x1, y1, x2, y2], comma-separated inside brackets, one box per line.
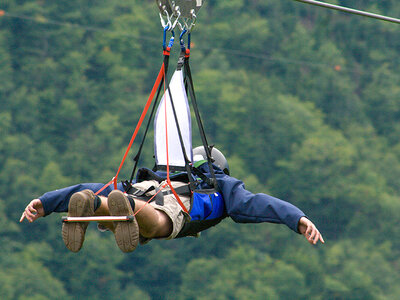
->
[193, 146, 230, 175]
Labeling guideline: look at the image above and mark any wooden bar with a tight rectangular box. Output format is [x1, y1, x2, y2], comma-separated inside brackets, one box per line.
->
[62, 216, 134, 222]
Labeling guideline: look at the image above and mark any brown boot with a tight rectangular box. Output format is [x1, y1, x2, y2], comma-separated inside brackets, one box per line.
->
[62, 189, 95, 252]
[108, 190, 139, 253]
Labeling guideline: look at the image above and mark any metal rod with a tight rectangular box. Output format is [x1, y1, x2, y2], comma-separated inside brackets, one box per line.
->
[293, 0, 400, 24]
[62, 216, 134, 222]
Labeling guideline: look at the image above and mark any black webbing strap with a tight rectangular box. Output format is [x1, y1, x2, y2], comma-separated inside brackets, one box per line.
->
[123, 179, 191, 207]
[127, 43, 218, 192]
[122, 180, 155, 196]
[165, 51, 197, 191]
[192, 165, 214, 187]
[183, 54, 219, 190]
[154, 186, 164, 205]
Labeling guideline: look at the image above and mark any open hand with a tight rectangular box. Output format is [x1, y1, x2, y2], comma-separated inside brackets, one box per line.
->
[20, 199, 45, 223]
[298, 217, 324, 245]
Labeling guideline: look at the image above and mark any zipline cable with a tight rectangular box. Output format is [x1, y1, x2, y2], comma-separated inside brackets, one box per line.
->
[293, 0, 400, 24]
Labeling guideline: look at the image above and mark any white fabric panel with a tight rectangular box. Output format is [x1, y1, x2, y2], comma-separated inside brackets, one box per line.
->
[154, 69, 192, 167]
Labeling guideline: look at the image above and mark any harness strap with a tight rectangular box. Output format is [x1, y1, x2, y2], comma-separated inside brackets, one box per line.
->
[136, 167, 191, 183]
[154, 186, 164, 205]
[183, 52, 219, 190]
[162, 184, 191, 196]
[192, 166, 215, 188]
[124, 180, 191, 207]
[164, 51, 198, 191]
[122, 180, 155, 196]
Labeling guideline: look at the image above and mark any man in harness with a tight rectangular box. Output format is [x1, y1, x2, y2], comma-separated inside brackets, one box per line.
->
[20, 0, 325, 254]
[20, 146, 324, 253]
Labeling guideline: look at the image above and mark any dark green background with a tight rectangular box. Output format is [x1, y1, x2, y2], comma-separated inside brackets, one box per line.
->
[1, 0, 400, 299]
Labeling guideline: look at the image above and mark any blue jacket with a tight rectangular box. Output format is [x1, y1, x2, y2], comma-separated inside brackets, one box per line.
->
[197, 163, 305, 233]
[39, 165, 305, 234]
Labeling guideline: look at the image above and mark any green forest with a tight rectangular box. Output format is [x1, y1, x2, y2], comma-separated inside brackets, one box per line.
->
[1, 0, 400, 299]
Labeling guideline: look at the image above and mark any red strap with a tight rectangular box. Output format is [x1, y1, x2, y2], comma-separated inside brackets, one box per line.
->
[163, 47, 171, 56]
[167, 178, 189, 213]
[94, 178, 115, 196]
[112, 63, 166, 189]
[94, 62, 166, 195]
[185, 49, 190, 58]
[96, 49, 189, 214]
[133, 183, 168, 216]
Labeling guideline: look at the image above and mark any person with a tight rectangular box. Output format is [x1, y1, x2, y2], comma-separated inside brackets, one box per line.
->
[20, 147, 324, 253]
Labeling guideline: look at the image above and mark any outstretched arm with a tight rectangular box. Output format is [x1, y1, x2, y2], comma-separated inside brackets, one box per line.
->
[215, 173, 324, 245]
[20, 199, 45, 223]
[218, 175, 306, 232]
[22, 182, 125, 218]
[298, 217, 324, 245]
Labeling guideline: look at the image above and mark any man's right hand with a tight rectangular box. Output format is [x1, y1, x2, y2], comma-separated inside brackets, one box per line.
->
[298, 217, 324, 245]
[20, 199, 45, 223]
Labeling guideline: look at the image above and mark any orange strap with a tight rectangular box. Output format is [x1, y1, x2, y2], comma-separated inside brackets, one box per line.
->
[95, 62, 167, 195]
[94, 177, 115, 196]
[95, 46, 189, 214]
[133, 183, 168, 216]
[112, 63, 166, 189]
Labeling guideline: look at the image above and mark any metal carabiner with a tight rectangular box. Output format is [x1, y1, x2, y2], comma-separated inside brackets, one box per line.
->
[187, 11, 197, 33]
[163, 22, 176, 50]
[179, 28, 188, 51]
[170, 8, 181, 30]
[159, 9, 172, 30]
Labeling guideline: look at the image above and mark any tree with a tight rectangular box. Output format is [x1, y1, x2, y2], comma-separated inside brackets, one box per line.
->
[179, 246, 306, 299]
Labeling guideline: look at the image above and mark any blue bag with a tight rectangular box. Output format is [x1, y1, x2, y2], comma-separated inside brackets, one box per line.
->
[190, 191, 225, 221]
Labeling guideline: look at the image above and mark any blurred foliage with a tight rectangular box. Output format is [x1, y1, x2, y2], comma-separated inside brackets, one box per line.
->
[1, 0, 400, 299]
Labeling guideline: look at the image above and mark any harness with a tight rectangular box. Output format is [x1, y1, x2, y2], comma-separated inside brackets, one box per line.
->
[123, 165, 227, 238]
[94, 1, 225, 237]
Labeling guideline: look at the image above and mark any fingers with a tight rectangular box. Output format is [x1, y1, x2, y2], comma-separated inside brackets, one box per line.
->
[20, 199, 42, 223]
[319, 234, 325, 244]
[306, 225, 316, 244]
[305, 223, 325, 245]
[19, 212, 26, 222]
[305, 223, 313, 237]
[28, 204, 37, 221]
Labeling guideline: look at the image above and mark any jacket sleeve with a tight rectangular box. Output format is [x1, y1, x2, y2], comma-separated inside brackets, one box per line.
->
[216, 174, 306, 233]
[39, 182, 124, 216]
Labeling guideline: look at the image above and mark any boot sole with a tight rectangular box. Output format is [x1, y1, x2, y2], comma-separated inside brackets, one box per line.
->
[62, 191, 93, 252]
[108, 190, 139, 253]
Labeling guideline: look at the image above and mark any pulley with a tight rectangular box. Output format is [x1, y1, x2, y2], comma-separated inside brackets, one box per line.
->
[174, 0, 205, 19]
